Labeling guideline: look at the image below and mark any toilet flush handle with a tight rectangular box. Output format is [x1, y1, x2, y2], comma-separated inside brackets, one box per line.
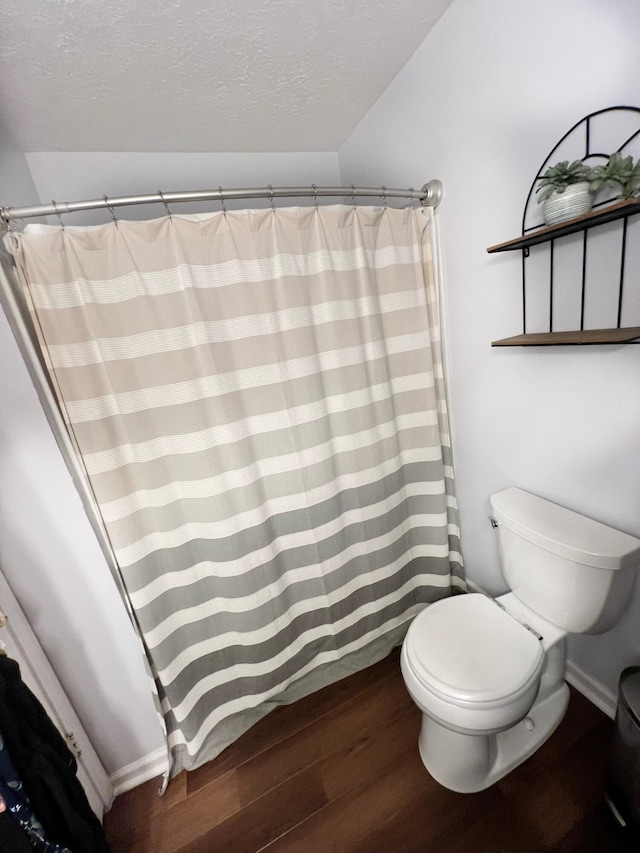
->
[489, 516, 499, 529]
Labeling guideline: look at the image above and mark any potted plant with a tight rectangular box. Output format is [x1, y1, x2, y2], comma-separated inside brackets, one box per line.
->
[536, 159, 594, 225]
[590, 152, 640, 200]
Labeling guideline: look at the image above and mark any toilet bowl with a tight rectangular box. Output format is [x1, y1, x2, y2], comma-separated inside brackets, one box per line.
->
[401, 594, 544, 735]
[400, 592, 570, 792]
[400, 487, 640, 793]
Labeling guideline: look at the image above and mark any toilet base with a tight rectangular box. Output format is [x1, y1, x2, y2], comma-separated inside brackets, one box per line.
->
[418, 681, 571, 793]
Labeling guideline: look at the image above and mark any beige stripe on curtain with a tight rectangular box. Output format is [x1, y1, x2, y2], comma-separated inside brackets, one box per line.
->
[10, 204, 464, 775]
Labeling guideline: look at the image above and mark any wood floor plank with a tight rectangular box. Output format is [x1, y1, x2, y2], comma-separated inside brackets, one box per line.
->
[234, 667, 410, 806]
[186, 648, 401, 796]
[157, 769, 241, 853]
[504, 771, 584, 849]
[319, 702, 419, 801]
[103, 771, 187, 850]
[549, 719, 613, 809]
[549, 803, 640, 853]
[422, 793, 547, 853]
[260, 745, 436, 852]
[353, 781, 507, 853]
[177, 765, 328, 853]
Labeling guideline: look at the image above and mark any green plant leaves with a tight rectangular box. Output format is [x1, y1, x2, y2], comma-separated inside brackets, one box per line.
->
[536, 153, 640, 204]
[590, 152, 640, 199]
[535, 159, 592, 204]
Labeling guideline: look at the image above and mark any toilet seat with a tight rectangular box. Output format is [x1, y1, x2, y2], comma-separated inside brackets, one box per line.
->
[404, 594, 544, 712]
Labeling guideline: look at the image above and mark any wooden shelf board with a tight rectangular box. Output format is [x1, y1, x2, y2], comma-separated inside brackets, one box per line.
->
[487, 198, 640, 253]
[491, 327, 640, 347]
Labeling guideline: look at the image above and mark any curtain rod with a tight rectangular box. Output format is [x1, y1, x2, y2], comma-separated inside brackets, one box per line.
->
[0, 180, 443, 224]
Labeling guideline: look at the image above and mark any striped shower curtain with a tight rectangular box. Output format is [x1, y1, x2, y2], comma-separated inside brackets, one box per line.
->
[11, 204, 463, 774]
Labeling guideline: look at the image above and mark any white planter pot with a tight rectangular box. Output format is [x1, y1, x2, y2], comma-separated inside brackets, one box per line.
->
[542, 182, 594, 226]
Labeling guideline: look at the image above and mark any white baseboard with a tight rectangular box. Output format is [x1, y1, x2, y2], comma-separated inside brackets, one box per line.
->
[565, 661, 617, 719]
[110, 747, 169, 797]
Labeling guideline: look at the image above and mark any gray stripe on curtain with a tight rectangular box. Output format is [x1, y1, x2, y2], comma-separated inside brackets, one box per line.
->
[154, 556, 451, 686]
[126, 465, 446, 593]
[86, 387, 434, 490]
[126, 462, 446, 576]
[71, 349, 427, 459]
[164, 586, 441, 740]
[12, 205, 464, 774]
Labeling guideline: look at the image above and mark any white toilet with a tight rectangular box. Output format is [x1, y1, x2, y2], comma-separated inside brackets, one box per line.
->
[401, 487, 640, 793]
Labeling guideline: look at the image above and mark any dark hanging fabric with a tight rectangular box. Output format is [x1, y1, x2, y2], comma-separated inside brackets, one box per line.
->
[0, 728, 71, 852]
[0, 655, 110, 853]
[0, 811, 34, 853]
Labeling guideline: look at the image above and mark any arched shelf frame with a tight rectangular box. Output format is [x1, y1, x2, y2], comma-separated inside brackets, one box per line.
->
[487, 106, 640, 346]
[522, 105, 640, 235]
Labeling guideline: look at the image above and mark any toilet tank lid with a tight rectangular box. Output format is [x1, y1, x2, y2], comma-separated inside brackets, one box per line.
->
[490, 488, 640, 571]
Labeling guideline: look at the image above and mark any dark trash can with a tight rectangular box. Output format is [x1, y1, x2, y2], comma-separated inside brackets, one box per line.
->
[606, 666, 640, 828]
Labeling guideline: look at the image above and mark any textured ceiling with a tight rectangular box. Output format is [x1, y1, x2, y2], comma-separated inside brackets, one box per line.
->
[0, 0, 452, 153]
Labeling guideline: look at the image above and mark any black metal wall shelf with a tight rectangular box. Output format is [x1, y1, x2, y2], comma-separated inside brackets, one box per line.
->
[488, 106, 640, 347]
[487, 198, 640, 255]
[492, 327, 640, 347]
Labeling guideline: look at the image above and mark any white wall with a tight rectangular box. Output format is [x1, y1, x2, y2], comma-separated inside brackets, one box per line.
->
[0, 123, 166, 775]
[0, 123, 40, 210]
[1, 149, 341, 777]
[0, 336, 167, 774]
[339, 0, 640, 695]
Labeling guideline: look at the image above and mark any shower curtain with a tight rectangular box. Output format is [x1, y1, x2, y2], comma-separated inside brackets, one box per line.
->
[10, 204, 463, 774]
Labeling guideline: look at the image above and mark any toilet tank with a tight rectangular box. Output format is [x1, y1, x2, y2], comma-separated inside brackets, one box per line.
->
[490, 488, 640, 634]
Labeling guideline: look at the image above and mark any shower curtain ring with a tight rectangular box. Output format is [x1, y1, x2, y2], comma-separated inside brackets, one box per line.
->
[51, 200, 64, 230]
[2, 209, 19, 234]
[268, 184, 275, 212]
[381, 186, 387, 209]
[218, 186, 227, 215]
[103, 195, 119, 228]
[158, 190, 172, 219]
[312, 184, 318, 208]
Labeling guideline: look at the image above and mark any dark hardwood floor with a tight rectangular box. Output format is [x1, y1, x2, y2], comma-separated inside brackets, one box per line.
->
[104, 648, 638, 852]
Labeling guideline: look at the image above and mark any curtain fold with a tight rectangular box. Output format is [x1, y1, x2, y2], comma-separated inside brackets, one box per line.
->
[10, 204, 464, 774]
